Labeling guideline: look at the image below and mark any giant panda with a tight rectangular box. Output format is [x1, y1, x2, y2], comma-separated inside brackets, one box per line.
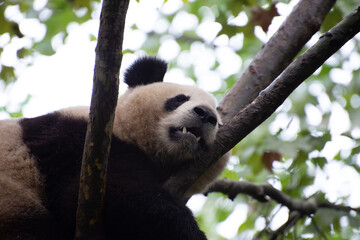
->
[0, 56, 228, 240]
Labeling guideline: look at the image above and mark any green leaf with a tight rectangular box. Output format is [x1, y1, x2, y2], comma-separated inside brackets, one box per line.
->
[310, 157, 327, 169]
[221, 169, 238, 180]
[0, 65, 16, 84]
[351, 145, 360, 155]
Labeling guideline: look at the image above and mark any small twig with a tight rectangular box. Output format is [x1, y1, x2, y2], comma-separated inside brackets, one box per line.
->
[318, 202, 360, 214]
[253, 206, 283, 240]
[311, 218, 328, 240]
[269, 211, 303, 240]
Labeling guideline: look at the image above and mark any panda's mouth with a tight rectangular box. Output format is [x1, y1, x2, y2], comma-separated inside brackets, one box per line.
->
[170, 126, 203, 142]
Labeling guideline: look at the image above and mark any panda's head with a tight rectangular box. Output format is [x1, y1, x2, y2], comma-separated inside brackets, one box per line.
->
[113, 57, 221, 167]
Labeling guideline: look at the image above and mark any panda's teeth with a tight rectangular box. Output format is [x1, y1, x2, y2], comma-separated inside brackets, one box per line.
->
[180, 127, 200, 141]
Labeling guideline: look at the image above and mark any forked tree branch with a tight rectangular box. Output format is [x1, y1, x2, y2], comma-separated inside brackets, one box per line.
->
[215, 5, 360, 159]
[219, 0, 336, 123]
[75, 0, 130, 239]
[165, 5, 360, 202]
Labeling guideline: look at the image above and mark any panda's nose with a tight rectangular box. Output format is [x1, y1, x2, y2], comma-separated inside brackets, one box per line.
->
[193, 106, 217, 126]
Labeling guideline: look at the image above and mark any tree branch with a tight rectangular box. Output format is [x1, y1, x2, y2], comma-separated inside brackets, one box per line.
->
[209, 179, 360, 239]
[207, 179, 269, 202]
[75, 0, 130, 239]
[207, 179, 360, 214]
[219, 0, 336, 123]
[165, 5, 360, 203]
[318, 202, 360, 213]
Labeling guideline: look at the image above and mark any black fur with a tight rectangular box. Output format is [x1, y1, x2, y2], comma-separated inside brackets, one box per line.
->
[164, 94, 190, 111]
[124, 56, 167, 87]
[17, 112, 206, 240]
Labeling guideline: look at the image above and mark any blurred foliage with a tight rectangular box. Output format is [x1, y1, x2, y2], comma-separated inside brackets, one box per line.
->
[0, 0, 99, 83]
[1, 0, 360, 239]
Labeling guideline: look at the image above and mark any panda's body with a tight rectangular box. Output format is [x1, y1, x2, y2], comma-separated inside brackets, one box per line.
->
[0, 57, 228, 239]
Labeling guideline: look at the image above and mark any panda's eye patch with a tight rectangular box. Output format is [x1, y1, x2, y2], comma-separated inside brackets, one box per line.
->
[175, 94, 189, 102]
[165, 94, 190, 111]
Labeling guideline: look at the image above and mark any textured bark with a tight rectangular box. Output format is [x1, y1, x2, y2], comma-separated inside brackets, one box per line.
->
[219, 0, 336, 123]
[166, 5, 360, 202]
[75, 0, 130, 239]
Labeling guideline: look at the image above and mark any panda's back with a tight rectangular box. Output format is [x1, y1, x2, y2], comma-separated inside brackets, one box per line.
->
[0, 111, 163, 238]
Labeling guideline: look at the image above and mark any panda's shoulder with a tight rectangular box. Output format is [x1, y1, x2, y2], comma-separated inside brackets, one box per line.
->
[20, 108, 88, 135]
[17, 108, 89, 156]
[19, 107, 146, 159]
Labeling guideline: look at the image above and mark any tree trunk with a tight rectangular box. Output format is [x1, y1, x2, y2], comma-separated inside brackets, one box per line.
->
[75, 0, 130, 239]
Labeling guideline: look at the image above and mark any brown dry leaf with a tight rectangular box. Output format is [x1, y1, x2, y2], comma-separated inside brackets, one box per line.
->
[261, 150, 282, 173]
[251, 3, 279, 32]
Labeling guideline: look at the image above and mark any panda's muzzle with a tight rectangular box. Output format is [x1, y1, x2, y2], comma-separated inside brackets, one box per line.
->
[169, 106, 217, 144]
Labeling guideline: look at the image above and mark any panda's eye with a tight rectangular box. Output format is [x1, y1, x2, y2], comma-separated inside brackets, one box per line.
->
[165, 94, 190, 111]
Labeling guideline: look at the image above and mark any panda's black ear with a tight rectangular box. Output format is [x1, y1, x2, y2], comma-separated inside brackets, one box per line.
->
[124, 56, 168, 88]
